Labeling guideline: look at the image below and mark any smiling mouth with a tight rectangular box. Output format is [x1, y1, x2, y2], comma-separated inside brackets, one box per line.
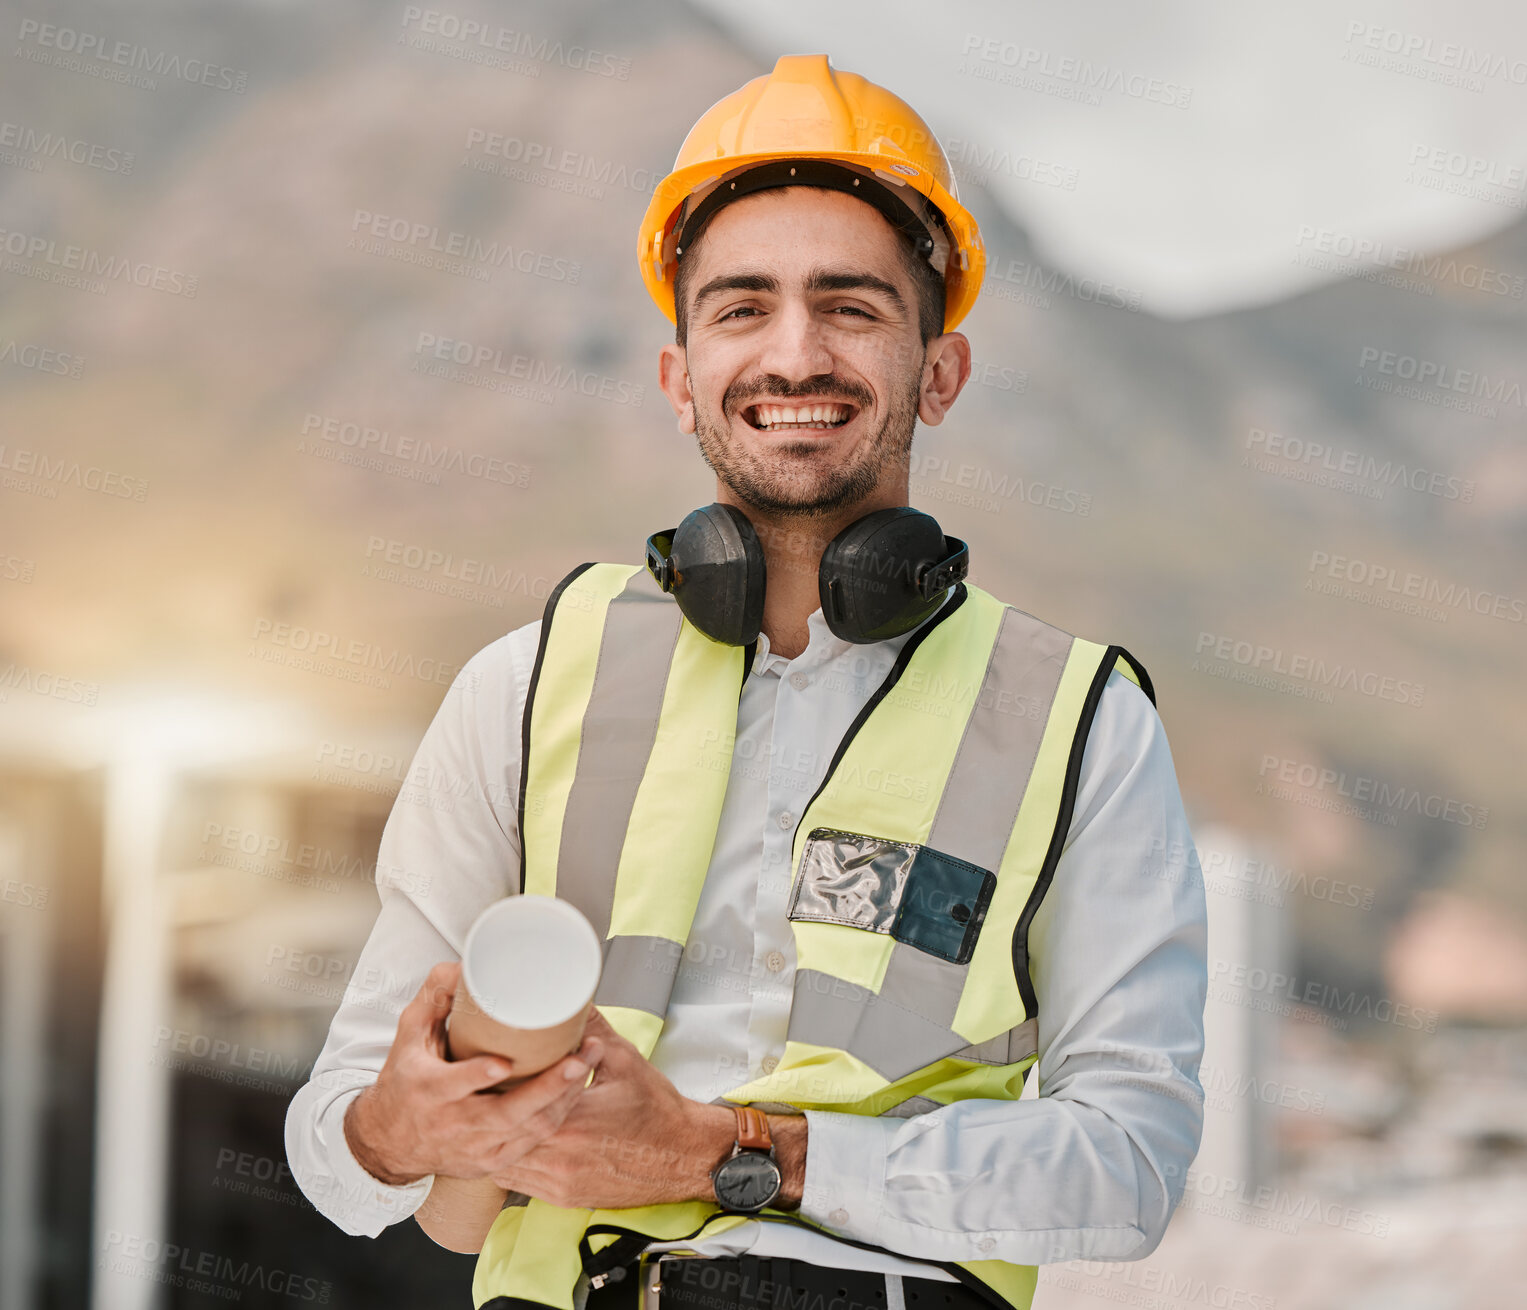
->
[742, 401, 856, 432]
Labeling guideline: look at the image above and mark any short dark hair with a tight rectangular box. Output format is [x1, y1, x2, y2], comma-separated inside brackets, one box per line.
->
[672, 196, 946, 347]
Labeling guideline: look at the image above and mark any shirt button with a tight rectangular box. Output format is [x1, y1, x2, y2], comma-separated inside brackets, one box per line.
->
[761, 1054, 780, 1074]
[977, 1237, 996, 1254]
[829, 1208, 850, 1226]
[789, 672, 809, 690]
[765, 950, 787, 973]
[776, 811, 794, 830]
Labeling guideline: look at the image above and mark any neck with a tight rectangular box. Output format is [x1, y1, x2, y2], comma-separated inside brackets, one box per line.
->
[722, 487, 906, 661]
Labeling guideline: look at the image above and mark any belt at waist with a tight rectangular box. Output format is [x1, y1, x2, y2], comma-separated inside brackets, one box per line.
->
[574, 1253, 998, 1310]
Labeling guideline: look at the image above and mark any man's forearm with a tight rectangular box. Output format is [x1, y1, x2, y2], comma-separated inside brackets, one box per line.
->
[665, 1101, 808, 1209]
[345, 1084, 429, 1187]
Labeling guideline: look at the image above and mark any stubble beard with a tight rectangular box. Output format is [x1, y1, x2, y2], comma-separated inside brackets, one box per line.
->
[690, 367, 923, 519]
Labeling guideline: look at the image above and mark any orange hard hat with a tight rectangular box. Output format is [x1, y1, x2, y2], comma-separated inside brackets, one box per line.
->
[638, 54, 985, 331]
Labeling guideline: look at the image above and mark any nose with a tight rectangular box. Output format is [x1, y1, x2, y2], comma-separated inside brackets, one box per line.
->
[755, 298, 834, 382]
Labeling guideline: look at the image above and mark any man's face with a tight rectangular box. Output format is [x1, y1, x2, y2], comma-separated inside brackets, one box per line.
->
[664, 187, 934, 517]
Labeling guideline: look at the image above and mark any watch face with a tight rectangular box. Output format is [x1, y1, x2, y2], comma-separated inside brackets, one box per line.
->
[714, 1151, 782, 1212]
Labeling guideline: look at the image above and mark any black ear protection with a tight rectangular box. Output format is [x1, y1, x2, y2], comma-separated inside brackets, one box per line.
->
[645, 504, 969, 646]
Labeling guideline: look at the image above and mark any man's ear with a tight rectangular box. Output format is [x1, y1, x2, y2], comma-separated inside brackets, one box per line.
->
[917, 331, 972, 427]
[658, 343, 696, 434]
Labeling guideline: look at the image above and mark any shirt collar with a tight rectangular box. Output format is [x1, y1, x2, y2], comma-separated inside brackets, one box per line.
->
[750, 589, 959, 676]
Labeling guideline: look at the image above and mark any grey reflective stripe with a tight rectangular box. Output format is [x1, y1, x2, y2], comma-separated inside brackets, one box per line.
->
[877, 1094, 943, 1119]
[554, 568, 681, 941]
[790, 947, 972, 1082]
[593, 935, 684, 1016]
[952, 1031, 1010, 1065]
[1007, 1016, 1039, 1064]
[952, 1017, 1038, 1066]
[925, 608, 1073, 873]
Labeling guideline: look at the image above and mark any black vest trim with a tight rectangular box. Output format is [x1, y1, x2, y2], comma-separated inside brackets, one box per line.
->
[790, 582, 969, 851]
[1010, 644, 1149, 1017]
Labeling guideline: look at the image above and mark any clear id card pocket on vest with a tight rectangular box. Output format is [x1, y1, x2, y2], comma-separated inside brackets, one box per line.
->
[788, 828, 997, 965]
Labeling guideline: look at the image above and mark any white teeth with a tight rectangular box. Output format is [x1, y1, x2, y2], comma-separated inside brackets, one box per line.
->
[752, 403, 849, 429]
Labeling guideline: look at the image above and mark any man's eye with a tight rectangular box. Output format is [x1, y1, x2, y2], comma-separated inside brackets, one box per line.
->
[830, 305, 873, 318]
[719, 306, 758, 321]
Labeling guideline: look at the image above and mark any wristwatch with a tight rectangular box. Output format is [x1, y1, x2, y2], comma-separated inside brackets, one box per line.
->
[710, 1105, 783, 1213]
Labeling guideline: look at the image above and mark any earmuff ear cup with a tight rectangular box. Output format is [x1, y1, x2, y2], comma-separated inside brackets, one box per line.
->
[667, 503, 767, 646]
[819, 507, 950, 643]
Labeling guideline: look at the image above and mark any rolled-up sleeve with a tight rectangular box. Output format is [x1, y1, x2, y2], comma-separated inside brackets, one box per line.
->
[284, 624, 535, 1237]
[799, 669, 1207, 1265]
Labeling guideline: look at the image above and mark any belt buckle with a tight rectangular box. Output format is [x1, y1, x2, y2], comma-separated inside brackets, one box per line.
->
[641, 1252, 707, 1310]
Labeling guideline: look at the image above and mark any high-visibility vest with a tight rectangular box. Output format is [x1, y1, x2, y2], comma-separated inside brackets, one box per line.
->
[473, 562, 1153, 1310]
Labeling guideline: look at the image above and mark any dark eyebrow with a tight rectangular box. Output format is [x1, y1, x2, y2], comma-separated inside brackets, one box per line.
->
[692, 267, 907, 315]
[804, 269, 906, 309]
[693, 272, 779, 313]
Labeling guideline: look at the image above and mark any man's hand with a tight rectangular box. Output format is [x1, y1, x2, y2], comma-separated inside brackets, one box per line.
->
[343, 961, 605, 1186]
[487, 1008, 807, 1211]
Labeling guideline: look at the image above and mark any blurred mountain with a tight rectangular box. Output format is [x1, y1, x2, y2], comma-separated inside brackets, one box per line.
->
[2, 0, 1523, 988]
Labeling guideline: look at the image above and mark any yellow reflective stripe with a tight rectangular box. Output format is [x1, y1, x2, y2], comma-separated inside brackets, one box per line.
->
[608, 621, 744, 945]
[952, 638, 1107, 1039]
[724, 1039, 885, 1108]
[522, 563, 640, 899]
[729, 1043, 1036, 1113]
[957, 1259, 1038, 1310]
[472, 1201, 589, 1310]
[597, 1004, 664, 1059]
[1114, 652, 1143, 689]
[789, 589, 1006, 989]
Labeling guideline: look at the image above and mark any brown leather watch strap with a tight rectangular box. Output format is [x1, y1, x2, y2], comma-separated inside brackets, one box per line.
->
[734, 1105, 773, 1151]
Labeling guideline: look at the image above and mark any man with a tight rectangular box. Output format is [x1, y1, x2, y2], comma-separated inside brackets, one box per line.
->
[286, 54, 1207, 1310]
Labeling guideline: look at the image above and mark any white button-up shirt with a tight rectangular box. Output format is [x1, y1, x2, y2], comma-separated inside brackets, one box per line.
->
[286, 601, 1208, 1283]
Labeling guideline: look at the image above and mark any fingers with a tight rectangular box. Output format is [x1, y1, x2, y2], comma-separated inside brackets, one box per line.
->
[438, 1053, 517, 1098]
[483, 1054, 592, 1127]
[394, 961, 462, 1053]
